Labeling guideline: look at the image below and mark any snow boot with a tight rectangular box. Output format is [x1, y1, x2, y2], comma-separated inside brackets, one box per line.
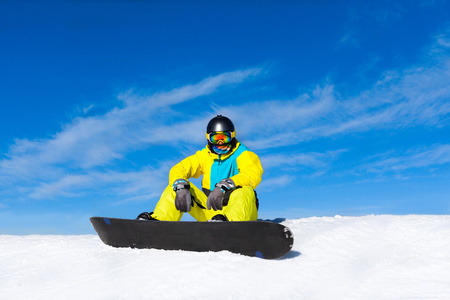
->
[136, 212, 158, 221]
[209, 214, 228, 222]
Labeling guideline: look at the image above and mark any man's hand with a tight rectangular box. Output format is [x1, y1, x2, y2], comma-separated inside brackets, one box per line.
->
[173, 179, 192, 212]
[207, 178, 235, 211]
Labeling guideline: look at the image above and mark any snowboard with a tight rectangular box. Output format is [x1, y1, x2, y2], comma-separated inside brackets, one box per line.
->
[90, 217, 294, 259]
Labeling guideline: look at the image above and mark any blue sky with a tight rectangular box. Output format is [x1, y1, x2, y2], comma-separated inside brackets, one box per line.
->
[1, 0, 449, 234]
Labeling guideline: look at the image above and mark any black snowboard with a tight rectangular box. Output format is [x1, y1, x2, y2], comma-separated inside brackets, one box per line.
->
[90, 217, 294, 259]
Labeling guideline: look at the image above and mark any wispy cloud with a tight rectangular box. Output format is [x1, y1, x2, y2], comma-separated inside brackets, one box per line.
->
[2, 67, 263, 172]
[28, 168, 168, 202]
[261, 150, 346, 171]
[218, 30, 450, 151]
[359, 144, 450, 176]
[221, 84, 338, 149]
[0, 68, 262, 201]
[257, 175, 296, 192]
[258, 150, 347, 189]
[1, 28, 450, 203]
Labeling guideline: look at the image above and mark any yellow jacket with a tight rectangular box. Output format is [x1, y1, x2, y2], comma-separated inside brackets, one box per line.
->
[169, 141, 263, 191]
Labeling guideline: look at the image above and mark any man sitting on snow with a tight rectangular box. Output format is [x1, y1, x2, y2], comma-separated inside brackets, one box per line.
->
[138, 115, 263, 222]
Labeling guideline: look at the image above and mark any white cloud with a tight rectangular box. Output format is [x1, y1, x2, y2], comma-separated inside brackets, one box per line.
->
[83, 105, 94, 114]
[216, 31, 450, 151]
[221, 84, 338, 149]
[261, 150, 346, 171]
[118, 68, 263, 108]
[29, 167, 169, 201]
[257, 150, 347, 189]
[1, 68, 262, 171]
[257, 175, 296, 191]
[0, 68, 262, 200]
[358, 144, 450, 175]
[2, 28, 450, 202]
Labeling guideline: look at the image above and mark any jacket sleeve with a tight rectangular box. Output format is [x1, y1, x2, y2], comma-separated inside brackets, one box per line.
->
[231, 150, 263, 189]
[169, 151, 204, 185]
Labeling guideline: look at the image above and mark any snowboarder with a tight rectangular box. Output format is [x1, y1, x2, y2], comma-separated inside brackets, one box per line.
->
[138, 115, 263, 222]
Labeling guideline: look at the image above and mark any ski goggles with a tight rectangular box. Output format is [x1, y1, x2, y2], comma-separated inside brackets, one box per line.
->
[207, 131, 235, 145]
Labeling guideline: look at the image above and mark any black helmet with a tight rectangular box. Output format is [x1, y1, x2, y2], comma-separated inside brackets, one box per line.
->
[206, 115, 236, 155]
[206, 115, 235, 133]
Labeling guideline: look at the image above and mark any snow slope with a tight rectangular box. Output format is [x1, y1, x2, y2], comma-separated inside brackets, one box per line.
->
[1, 215, 450, 300]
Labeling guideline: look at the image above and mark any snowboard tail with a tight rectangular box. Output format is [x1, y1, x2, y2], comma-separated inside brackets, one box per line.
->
[90, 217, 294, 259]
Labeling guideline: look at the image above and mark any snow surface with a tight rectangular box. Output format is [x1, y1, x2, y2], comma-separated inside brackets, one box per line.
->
[1, 215, 450, 300]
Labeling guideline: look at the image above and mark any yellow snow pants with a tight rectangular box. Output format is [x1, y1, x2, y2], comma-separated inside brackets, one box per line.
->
[152, 184, 258, 221]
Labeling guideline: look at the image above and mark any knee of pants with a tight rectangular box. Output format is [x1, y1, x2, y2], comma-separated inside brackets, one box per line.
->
[228, 186, 256, 204]
[224, 186, 258, 221]
[152, 185, 181, 221]
[153, 184, 209, 222]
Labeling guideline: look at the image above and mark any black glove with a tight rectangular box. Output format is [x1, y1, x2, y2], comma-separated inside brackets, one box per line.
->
[207, 178, 235, 211]
[173, 179, 192, 212]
